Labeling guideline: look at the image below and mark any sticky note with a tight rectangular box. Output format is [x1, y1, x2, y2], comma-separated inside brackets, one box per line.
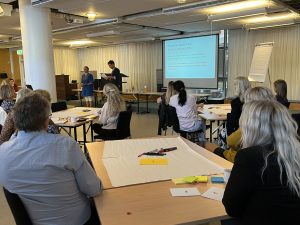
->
[172, 178, 186, 185]
[201, 187, 224, 201]
[211, 176, 224, 183]
[182, 176, 198, 183]
[139, 158, 168, 165]
[170, 188, 201, 197]
[195, 176, 208, 183]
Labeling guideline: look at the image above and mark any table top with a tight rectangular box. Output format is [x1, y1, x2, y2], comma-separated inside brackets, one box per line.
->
[51, 107, 100, 127]
[198, 104, 231, 121]
[87, 138, 232, 225]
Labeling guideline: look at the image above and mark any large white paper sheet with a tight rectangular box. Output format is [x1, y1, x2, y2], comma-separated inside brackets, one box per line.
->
[102, 137, 223, 187]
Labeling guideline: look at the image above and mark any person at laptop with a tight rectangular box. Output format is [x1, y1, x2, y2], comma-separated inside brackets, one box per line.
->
[81, 66, 94, 107]
[107, 60, 122, 91]
[0, 93, 102, 225]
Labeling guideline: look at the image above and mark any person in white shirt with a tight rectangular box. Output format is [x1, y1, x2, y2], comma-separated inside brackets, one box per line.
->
[92, 83, 126, 138]
[169, 80, 206, 142]
[0, 93, 102, 225]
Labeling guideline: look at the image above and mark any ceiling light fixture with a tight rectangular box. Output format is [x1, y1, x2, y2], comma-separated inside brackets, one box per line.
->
[122, 37, 155, 43]
[86, 30, 120, 38]
[244, 20, 294, 30]
[208, 7, 266, 22]
[67, 40, 94, 47]
[87, 12, 96, 22]
[203, 0, 269, 14]
[177, 0, 186, 3]
[243, 12, 298, 24]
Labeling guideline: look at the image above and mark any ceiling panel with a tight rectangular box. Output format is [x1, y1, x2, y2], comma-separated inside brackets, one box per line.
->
[32, 0, 201, 19]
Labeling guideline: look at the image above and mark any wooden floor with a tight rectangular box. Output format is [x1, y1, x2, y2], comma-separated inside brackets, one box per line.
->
[0, 111, 218, 225]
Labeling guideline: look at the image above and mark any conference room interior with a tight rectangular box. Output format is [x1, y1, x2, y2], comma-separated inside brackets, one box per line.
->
[1, 0, 300, 225]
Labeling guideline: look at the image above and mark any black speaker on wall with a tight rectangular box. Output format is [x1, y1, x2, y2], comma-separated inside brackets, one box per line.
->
[156, 69, 163, 92]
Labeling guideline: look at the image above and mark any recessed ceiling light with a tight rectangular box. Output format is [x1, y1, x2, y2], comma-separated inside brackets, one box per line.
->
[177, 0, 186, 4]
[87, 12, 96, 21]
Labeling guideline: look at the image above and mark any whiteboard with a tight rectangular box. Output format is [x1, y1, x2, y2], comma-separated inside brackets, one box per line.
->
[248, 43, 273, 83]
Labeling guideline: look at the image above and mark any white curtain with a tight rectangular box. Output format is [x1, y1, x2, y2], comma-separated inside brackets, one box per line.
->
[53, 47, 80, 82]
[77, 41, 162, 92]
[228, 25, 300, 100]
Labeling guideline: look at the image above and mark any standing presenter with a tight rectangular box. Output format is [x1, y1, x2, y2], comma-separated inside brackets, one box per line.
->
[107, 60, 122, 91]
[81, 66, 94, 107]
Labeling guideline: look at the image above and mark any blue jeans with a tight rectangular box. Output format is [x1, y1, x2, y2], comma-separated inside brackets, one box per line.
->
[185, 120, 206, 142]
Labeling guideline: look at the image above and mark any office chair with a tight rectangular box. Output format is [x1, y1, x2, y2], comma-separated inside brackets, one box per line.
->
[25, 85, 33, 90]
[292, 114, 300, 136]
[94, 110, 132, 140]
[3, 187, 32, 225]
[51, 101, 67, 112]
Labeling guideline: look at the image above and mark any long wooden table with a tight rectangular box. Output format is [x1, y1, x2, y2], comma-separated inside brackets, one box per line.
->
[87, 138, 232, 225]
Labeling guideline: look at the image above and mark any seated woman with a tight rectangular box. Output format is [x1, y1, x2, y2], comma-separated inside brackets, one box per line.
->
[34, 89, 60, 134]
[169, 80, 206, 144]
[223, 100, 300, 225]
[226, 76, 251, 136]
[0, 84, 15, 113]
[92, 83, 126, 138]
[274, 79, 290, 108]
[213, 87, 276, 162]
[0, 88, 32, 144]
[157, 81, 175, 135]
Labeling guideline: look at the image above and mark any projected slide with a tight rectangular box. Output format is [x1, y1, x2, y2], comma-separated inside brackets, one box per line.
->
[163, 35, 218, 89]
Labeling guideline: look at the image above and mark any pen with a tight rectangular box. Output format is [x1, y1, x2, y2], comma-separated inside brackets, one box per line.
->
[143, 153, 166, 156]
[158, 147, 177, 153]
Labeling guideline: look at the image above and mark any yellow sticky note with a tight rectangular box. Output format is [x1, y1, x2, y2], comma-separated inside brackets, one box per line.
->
[182, 176, 198, 183]
[139, 158, 168, 165]
[172, 178, 186, 185]
[195, 176, 208, 183]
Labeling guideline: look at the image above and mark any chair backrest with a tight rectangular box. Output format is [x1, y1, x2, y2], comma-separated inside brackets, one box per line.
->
[116, 110, 132, 139]
[0, 106, 7, 126]
[51, 101, 67, 112]
[25, 85, 33, 90]
[292, 113, 300, 136]
[3, 188, 32, 225]
[165, 105, 180, 133]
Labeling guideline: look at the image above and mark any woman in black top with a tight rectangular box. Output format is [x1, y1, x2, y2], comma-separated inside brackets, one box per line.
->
[274, 79, 290, 108]
[223, 101, 300, 225]
[227, 77, 251, 136]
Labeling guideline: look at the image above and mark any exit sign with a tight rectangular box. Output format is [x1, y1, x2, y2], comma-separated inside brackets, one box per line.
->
[17, 49, 23, 55]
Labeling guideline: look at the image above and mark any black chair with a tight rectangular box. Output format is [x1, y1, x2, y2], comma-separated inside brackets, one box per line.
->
[51, 101, 67, 112]
[94, 110, 132, 140]
[25, 85, 33, 90]
[292, 114, 300, 136]
[3, 188, 32, 225]
[165, 105, 204, 144]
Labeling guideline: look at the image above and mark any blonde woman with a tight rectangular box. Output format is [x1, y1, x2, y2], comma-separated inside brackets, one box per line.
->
[157, 81, 175, 135]
[0, 88, 32, 144]
[214, 87, 275, 162]
[227, 76, 251, 136]
[223, 100, 300, 224]
[92, 83, 125, 138]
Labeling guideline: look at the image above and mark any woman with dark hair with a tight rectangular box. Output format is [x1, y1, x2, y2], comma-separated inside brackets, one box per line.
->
[169, 80, 206, 143]
[274, 79, 289, 108]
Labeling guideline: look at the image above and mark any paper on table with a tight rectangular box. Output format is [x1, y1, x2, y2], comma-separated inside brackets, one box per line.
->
[201, 187, 224, 201]
[170, 188, 201, 197]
